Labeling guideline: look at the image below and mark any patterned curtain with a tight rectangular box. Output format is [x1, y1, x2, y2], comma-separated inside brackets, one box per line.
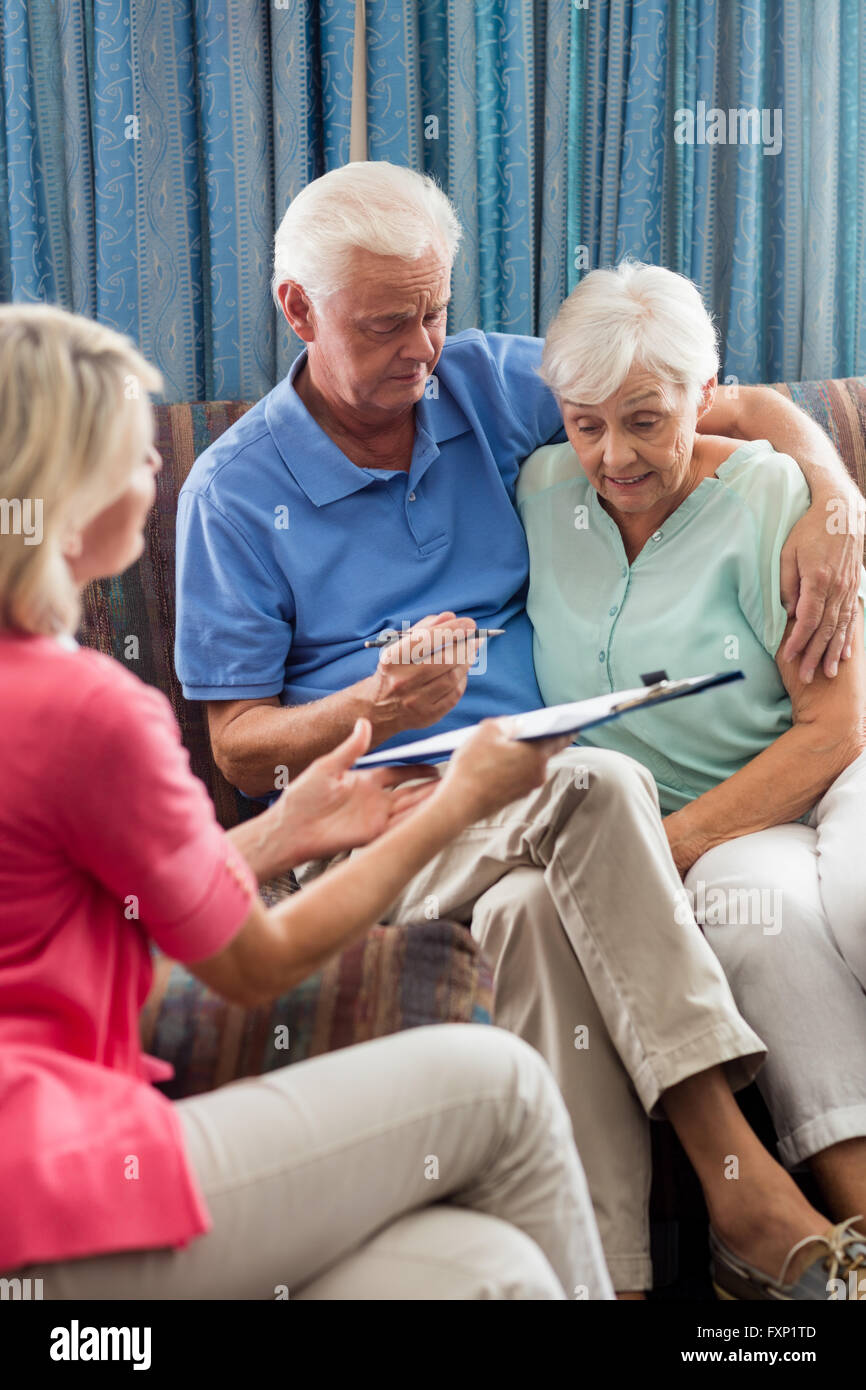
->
[0, 1, 863, 401]
[0, 0, 356, 400]
[372, 0, 866, 382]
[567, 0, 866, 384]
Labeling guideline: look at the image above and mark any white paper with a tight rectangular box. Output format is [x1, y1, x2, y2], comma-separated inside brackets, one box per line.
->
[355, 672, 738, 766]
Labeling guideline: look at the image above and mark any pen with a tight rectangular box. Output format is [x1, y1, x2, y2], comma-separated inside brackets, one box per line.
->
[364, 628, 506, 649]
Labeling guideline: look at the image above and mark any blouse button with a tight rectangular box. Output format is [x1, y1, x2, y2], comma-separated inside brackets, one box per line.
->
[408, 491, 416, 502]
[609, 605, 618, 616]
[598, 651, 605, 662]
[651, 530, 663, 542]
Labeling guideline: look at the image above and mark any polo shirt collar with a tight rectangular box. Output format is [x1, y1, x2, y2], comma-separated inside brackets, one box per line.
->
[264, 346, 470, 508]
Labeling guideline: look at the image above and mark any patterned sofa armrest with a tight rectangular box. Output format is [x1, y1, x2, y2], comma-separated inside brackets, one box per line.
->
[140, 917, 494, 1101]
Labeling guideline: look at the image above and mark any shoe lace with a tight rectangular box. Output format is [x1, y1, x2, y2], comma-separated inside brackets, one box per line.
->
[778, 1215, 866, 1291]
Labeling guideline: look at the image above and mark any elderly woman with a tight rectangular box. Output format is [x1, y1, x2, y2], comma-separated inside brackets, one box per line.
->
[0, 303, 613, 1301]
[517, 260, 866, 1300]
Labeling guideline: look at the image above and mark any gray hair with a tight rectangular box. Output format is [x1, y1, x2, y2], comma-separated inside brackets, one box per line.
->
[541, 260, 720, 407]
[272, 161, 462, 308]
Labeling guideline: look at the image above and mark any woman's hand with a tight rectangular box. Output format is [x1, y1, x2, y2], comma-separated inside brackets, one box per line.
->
[663, 809, 710, 879]
[437, 718, 573, 826]
[203, 720, 572, 1007]
[267, 718, 439, 866]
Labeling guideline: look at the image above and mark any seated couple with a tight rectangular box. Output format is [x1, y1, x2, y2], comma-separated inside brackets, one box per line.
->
[0, 162, 860, 1304]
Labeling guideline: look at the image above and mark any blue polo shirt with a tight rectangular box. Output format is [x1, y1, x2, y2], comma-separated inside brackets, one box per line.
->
[175, 329, 565, 755]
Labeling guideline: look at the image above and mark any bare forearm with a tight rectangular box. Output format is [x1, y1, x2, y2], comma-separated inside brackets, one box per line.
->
[665, 722, 863, 871]
[226, 807, 292, 885]
[245, 789, 468, 1000]
[217, 680, 397, 794]
[725, 386, 850, 496]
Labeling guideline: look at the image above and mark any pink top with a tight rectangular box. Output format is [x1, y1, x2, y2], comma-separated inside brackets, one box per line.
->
[0, 632, 257, 1271]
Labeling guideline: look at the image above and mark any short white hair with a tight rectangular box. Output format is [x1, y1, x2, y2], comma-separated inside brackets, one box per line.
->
[541, 260, 720, 407]
[272, 161, 462, 308]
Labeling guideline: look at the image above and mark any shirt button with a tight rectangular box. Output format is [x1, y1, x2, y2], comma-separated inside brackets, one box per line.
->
[621, 566, 627, 578]
[609, 605, 618, 616]
[598, 651, 605, 662]
[408, 491, 416, 502]
[651, 530, 663, 542]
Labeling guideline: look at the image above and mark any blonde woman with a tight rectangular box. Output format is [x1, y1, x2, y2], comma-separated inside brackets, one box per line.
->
[0, 305, 611, 1301]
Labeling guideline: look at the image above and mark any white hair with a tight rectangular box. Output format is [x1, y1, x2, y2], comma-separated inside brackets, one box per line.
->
[541, 260, 720, 407]
[272, 161, 462, 308]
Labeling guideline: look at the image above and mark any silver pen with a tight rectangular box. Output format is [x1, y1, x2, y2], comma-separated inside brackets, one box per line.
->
[364, 627, 506, 649]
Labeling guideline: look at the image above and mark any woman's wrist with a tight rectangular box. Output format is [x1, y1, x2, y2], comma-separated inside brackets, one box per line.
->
[227, 805, 296, 885]
[419, 777, 473, 836]
[662, 809, 711, 879]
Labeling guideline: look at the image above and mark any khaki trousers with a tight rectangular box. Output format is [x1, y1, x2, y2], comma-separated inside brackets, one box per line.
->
[361, 747, 767, 1291]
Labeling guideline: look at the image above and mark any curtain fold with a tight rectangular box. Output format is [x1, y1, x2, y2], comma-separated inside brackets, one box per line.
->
[0, 0, 863, 401]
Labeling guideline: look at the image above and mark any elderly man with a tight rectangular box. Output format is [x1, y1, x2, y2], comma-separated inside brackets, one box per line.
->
[175, 162, 865, 1297]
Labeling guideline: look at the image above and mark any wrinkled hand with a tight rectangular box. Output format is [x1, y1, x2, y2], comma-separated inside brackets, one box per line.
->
[439, 718, 573, 826]
[363, 612, 480, 737]
[781, 489, 865, 681]
[270, 718, 438, 862]
[662, 810, 708, 880]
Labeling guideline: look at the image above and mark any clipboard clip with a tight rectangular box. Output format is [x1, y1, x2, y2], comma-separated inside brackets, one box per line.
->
[609, 670, 671, 717]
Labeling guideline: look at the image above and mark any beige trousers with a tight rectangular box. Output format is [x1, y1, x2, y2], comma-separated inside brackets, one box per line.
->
[368, 748, 767, 1290]
[7, 1025, 613, 1300]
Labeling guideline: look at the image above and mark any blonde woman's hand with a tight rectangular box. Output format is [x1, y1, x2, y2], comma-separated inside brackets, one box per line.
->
[437, 719, 573, 826]
[269, 718, 438, 863]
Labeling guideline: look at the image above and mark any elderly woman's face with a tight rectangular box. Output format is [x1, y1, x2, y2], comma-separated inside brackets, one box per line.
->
[301, 244, 451, 413]
[560, 366, 703, 515]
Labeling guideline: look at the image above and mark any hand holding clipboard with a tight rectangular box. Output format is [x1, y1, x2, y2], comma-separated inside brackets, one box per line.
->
[354, 670, 745, 767]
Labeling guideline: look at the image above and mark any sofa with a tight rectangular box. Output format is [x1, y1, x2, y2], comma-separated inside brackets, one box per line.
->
[78, 400, 495, 1098]
[78, 375, 866, 1289]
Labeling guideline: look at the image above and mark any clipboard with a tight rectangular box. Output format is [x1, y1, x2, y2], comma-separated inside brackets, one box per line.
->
[354, 670, 745, 767]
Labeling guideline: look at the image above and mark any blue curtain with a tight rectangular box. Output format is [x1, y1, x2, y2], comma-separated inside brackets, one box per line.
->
[0, 1, 864, 400]
[564, 0, 866, 384]
[0, 0, 356, 400]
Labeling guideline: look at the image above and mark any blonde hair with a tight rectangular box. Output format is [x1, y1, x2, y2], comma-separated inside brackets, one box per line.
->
[0, 305, 162, 636]
[272, 161, 462, 308]
[541, 260, 720, 408]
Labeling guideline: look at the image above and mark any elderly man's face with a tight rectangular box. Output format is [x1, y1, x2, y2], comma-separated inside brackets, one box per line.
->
[301, 244, 451, 415]
[560, 365, 706, 517]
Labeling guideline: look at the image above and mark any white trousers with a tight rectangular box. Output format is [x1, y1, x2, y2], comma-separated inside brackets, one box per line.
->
[690, 750, 866, 1167]
[10, 1025, 614, 1301]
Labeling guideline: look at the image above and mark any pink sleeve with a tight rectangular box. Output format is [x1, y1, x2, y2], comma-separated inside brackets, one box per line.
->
[55, 664, 258, 963]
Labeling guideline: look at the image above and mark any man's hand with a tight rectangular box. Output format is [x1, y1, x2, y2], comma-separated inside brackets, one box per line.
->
[268, 718, 438, 864]
[780, 491, 865, 682]
[702, 380, 864, 683]
[360, 611, 480, 740]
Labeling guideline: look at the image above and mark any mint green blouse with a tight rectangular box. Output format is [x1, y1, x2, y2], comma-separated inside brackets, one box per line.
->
[516, 438, 866, 814]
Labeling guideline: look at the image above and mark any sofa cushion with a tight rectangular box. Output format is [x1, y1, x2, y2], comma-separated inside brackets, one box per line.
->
[774, 378, 866, 498]
[141, 918, 495, 1100]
